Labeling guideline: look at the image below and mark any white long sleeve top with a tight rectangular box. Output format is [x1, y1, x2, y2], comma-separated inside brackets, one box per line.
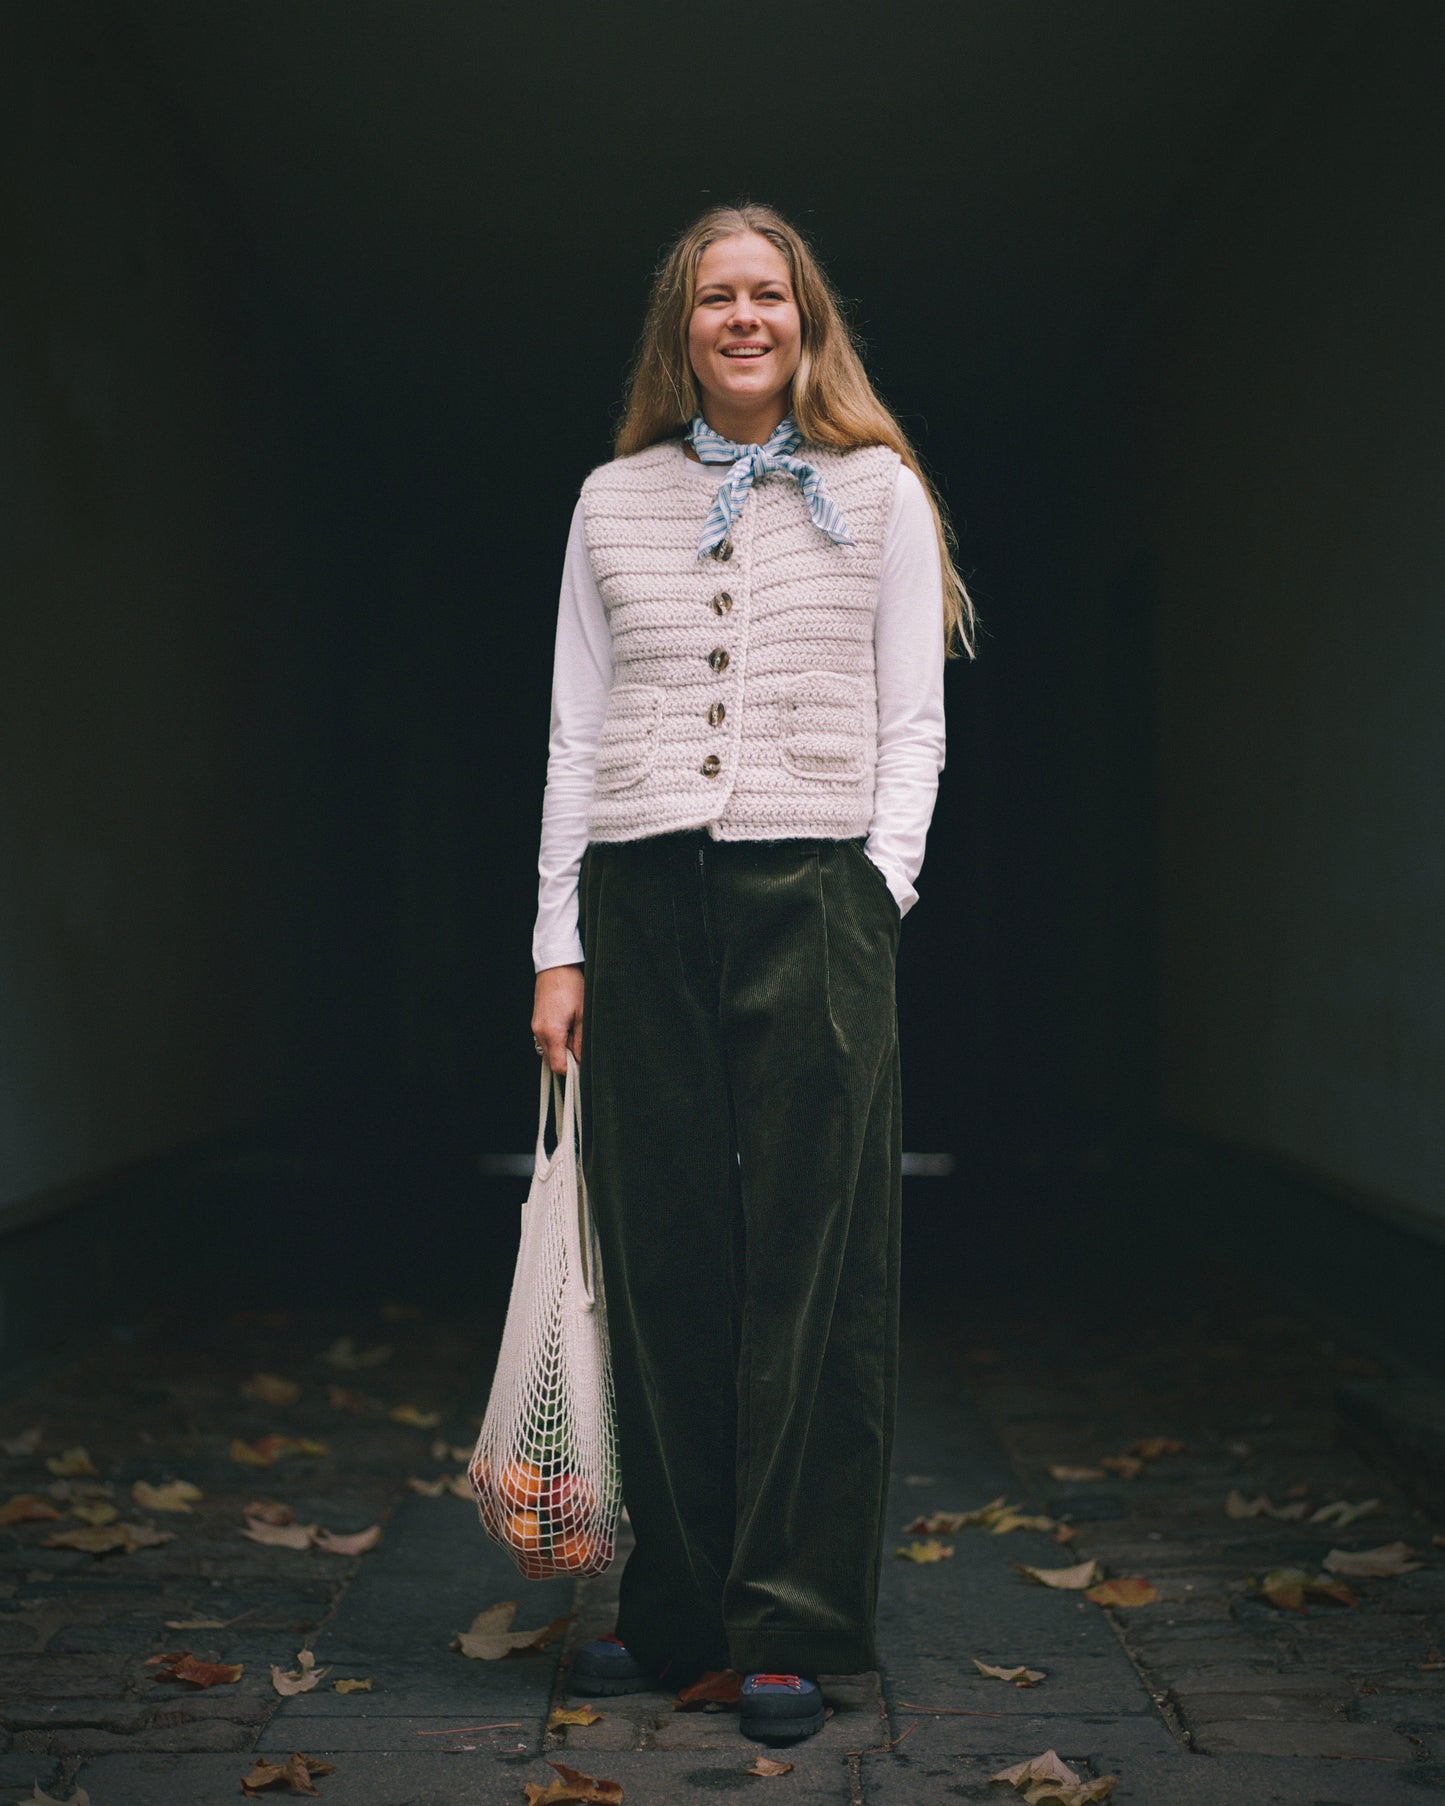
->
[533, 460, 947, 972]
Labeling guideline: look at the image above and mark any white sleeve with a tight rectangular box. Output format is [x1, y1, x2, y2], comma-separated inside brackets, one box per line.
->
[532, 497, 613, 971]
[864, 464, 948, 917]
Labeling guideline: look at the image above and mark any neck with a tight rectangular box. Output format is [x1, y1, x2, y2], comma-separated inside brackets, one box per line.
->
[699, 396, 791, 446]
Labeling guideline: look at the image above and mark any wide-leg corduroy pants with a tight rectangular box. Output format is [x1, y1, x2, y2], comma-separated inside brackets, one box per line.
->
[577, 827, 903, 1679]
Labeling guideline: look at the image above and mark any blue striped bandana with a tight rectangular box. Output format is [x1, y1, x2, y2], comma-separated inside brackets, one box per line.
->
[684, 412, 857, 559]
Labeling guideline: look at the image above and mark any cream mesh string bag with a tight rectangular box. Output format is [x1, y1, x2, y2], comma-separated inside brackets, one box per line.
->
[469, 1048, 621, 1577]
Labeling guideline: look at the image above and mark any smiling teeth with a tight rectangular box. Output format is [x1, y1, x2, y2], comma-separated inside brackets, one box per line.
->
[723, 348, 767, 357]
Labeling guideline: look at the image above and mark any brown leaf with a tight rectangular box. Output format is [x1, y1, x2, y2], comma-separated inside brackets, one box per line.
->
[243, 1517, 319, 1550]
[323, 1336, 393, 1370]
[1051, 1523, 1079, 1545]
[148, 1650, 244, 1687]
[239, 1752, 337, 1796]
[1310, 1498, 1382, 1528]
[1322, 1540, 1423, 1578]
[313, 1524, 383, 1556]
[746, 1755, 794, 1776]
[674, 1668, 743, 1710]
[895, 1538, 955, 1563]
[904, 1495, 1007, 1533]
[334, 1677, 373, 1693]
[407, 1476, 449, 1496]
[45, 1446, 98, 1478]
[522, 1761, 623, 1805]
[973, 1659, 1046, 1687]
[132, 1479, 203, 1513]
[272, 1648, 329, 1696]
[70, 1502, 120, 1526]
[42, 1521, 174, 1555]
[231, 1435, 330, 1468]
[165, 1615, 234, 1630]
[1127, 1437, 1188, 1461]
[548, 1705, 604, 1728]
[991, 1749, 1119, 1802]
[451, 1601, 572, 1660]
[326, 1385, 384, 1415]
[1259, 1567, 1360, 1613]
[1098, 1456, 1143, 1481]
[1085, 1576, 1159, 1608]
[1047, 1465, 1106, 1483]
[1013, 1559, 1100, 1591]
[244, 1499, 296, 1525]
[1224, 1489, 1310, 1522]
[992, 1750, 1080, 1788]
[0, 1492, 63, 1525]
[988, 1511, 1058, 1536]
[241, 1373, 303, 1406]
[389, 1404, 441, 1429]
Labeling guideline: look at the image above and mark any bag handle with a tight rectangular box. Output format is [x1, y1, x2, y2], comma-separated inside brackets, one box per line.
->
[561, 1047, 599, 1312]
[534, 1053, 564, 1170]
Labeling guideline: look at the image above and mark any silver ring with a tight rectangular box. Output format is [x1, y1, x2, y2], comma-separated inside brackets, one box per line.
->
[532, 1037, 544, 1054]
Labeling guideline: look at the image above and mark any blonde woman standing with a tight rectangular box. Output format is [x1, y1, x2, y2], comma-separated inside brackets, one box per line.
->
[529, 203, 974, 1746]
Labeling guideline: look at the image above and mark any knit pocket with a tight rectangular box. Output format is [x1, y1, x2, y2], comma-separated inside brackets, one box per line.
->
[593, 683, 664, 794]
[780, 671, 872, 783]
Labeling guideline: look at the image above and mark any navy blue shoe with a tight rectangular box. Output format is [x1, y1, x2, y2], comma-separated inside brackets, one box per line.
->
[571, 1633, 663, 1697]
[739, 1672, 826, 1743]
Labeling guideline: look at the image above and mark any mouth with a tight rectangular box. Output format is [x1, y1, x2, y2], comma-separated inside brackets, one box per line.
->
[720, 345, 771, 361]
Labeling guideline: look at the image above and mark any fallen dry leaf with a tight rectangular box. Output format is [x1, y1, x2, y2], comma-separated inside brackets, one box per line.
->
[904, 1495, 1007, 1534]
[42, 1521, 174, 1555]
[548, 1705, 604, 1729]
[1224, 1489, 1310, 1522]
[431, 1438, 473, 1462]
[522, 1761, 623, 1805]
[243, 1517, 319, 1550]
[242, 1373, 303, 1406]
[314, 1524, 383, 1556]
[1420, 1649, 1444, 1673]
[992, 1749, 1080, 1788]
[895, 1538, 954, 1563]
[389, 1404, 441, 1429]
[272, 1648, 329, 1696]
[0, 1492, 63, 1525]
[452, 1601, 572, 1660]
[231, 1435, 330, 1468]
[323, 1335, 393, 1370]
[45, 1446, 98, 1478]
[334, 1676, 372, 1693]
[1099, 1456, 1143, 1481]
[1259, 1567, 1360, 1613]
[148, 1650, 244, 1687]
[165, 1616, 233, 1630]
[1322, 1540, 1423, 1578]
[1047, 1464, 1106, 1483]
[1013, 1559, 1100, 1591]
[408, 1475, 449, 1496]
[70, 1502, 120, 1526]
[1, 1424, 44, 1457]
[1311, 1498, 1382, 1528]
[1051, 1523, 1079, 1545]
[245, 1499, 296, 1525]
[239, 1752, 337, 1796]
[674, 1668, 743, 1709]
[991, 1749, 1119, 1802]
[746, 1755, 794, 1776]
[974, 1659, 1046, 1687]
[1085, 1576, 1159, 1608]
[1127, 1438, 1188, 1461]
[988, 1511, 1058, 1536]
[132, 1479, 203, 1513]
[444, 1472, 474, 1499]
[326, 1385, 384, 1414]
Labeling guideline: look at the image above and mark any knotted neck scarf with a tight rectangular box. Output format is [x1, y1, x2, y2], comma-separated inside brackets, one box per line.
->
[684, 412, 857, 559]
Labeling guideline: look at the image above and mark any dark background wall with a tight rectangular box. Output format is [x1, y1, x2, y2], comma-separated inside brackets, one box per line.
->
[2, 1, 1440, 1323]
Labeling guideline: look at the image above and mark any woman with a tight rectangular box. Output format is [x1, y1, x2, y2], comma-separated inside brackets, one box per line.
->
[529, 202, 975, 1746]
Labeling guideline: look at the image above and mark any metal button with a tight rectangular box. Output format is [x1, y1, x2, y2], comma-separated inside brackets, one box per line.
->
[710, 591, 733, 615]
[709, 537, 734, 562]
[701, 753, 722, 777]
[708, 701, 726, 727]
[707, 647, 730, 673]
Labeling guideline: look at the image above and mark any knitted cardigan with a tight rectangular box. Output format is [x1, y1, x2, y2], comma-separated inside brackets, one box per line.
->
[579, 437, 901, 843]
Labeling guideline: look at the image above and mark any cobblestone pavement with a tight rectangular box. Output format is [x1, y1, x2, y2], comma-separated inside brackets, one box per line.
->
[0, 1168, 1441, 1804]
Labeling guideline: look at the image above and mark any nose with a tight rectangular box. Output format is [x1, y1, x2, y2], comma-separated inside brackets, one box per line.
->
[725, 295, 761, 331]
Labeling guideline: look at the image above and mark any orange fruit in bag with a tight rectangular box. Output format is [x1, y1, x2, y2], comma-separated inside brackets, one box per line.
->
[543, 1470, 598, 1523]
[550, 1529, 600, 1571]
[503, 1508, 544, 1551]
[497, 1457, 546, 1509]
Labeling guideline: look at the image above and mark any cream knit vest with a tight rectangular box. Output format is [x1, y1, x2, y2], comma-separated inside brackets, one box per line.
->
[580, 437, 901, 844]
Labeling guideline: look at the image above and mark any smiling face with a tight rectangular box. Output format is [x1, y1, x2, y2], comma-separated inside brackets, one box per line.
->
[687, 231, 803, 441]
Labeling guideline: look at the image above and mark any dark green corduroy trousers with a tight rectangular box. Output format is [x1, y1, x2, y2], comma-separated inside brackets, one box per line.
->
[577, 828, 902, 1679]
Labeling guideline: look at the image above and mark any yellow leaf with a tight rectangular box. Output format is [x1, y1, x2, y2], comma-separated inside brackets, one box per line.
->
[894, 1538, 954, 1563]
[230, 1435, 329, 1468]
[42, 1521, 174, 1555]
[988, 1511, 1057, 1536]
[746, 1755, 794, 1775]
[271, 1648, 329, 1696]
[334, 1677, 373, 1693]
[1310, 1498, 1382, 1528]
[1259, 1567, 1359, 1612]
[242, 1517, 318, 1550]
[991, 1749, 1119, 1802]
[903, 1495, 1007, 1534]
[1084, 1576, 1158, 1608]
[1098, 1456, 1142, 1481]
[1047, 1465, 1106, 1483]
[240, 1373, 302, 1406]
[974, 1659, 1046, 1686]
[70, 1503, 120, 1526]
[1225, 1489, 1310, 1521]
[452, 1601, 574, 1660]
[132, 1480, 203, 1513]
[0, 1493, 64, 1526]
[1321, 1540, 1422, 1578]
[992, 1750, 1080, 1788]
[1013, 1559, 1099, 1590]
[522, 1762, 624, 1804]
[548, 1705, 604, 1728]
[239, 1753, 337, 1796]
[45, 1446, 98, 1478]
[389, 1404, 442, 1429]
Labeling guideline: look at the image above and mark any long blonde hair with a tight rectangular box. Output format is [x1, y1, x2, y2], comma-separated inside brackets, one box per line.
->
[615, 203, 977, 660]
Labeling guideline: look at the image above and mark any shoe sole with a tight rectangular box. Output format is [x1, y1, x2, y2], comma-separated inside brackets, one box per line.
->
[740, 1704, 827, 1743]
[571, 1671, 657, 1697]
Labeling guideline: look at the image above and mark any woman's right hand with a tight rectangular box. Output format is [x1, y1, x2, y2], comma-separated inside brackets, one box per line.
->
[532, 964, 585, 1075]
